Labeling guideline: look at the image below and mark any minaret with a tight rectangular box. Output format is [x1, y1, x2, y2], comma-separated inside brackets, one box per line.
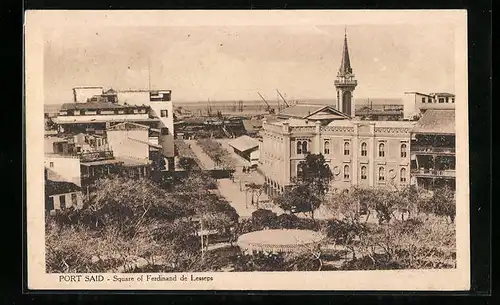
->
[334, 29, 358, 117]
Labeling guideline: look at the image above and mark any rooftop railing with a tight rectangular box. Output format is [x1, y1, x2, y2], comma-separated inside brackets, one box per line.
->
[411, 146, 456, 154]
[80, 150, 114, 162]
[411, 168, 455, 177]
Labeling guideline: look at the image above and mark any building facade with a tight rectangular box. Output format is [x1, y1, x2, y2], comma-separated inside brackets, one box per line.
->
[260, 119, 415, 196]
[50, 87, 175, 171]
[403, 91, 456, 120]
[410, 109, 456, 190]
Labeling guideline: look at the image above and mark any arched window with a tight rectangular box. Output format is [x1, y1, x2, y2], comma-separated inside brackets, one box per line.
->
[361, 166, 367, 180]
[302, 141, 308, 154]
[296, 141, 302, 154]
[400, 168, 407, 182]
[401, 144, 407, 158]
[361, 142, 367, 156]
[343, 165, 350, 179]
[378, 167, 385, 181]
[344, 142, 350, 155]
[324, 140, 330, 154]
[378, 143, 385, 157]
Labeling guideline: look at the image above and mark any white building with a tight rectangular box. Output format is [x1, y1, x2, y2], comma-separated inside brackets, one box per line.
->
[403, 92, 455, 120]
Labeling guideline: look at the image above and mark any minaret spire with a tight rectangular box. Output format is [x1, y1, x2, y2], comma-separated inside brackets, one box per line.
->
[334, 29, 357, 117]
[338, 28, 353, 76]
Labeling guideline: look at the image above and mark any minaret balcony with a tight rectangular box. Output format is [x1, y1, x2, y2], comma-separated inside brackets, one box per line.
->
[334, 79, 358, 87]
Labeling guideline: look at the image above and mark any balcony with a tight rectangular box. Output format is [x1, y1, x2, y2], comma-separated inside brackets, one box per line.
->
[411, 168, 455, 178]
[411, 146, 455, 155]
[80, 150, 114, 162]
[334, 79, 358, 87]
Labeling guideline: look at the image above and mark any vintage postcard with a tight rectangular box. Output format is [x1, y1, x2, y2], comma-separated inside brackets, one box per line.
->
[25, 10, 470, 290]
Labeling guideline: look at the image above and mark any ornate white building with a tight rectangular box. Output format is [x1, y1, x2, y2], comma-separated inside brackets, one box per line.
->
[259, 32, 419, 195]
[260, 118, 416, 196]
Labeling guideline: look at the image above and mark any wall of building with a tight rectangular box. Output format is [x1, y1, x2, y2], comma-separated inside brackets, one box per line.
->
[403, 92, 429, 120]
[106, 128, 150, 162]
[118, 91, 175, 158]
[47, 191, 84, 211]
[44, 155, 82, 186]
[261, 120, 415, 193]
[403, 92, 455, 120]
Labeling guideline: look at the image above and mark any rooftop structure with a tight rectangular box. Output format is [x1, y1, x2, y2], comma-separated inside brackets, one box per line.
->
[403, 91, 455, 120]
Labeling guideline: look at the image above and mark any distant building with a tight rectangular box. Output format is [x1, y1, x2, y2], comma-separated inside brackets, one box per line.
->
[403, 92, 455, 120]
[51, 87, 175, 171]
[410, 109, 455, 190]
[228, 135, 260, 166]
[72, 86, 105, 103]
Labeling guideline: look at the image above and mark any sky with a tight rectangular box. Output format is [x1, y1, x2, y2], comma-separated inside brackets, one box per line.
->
[43, 23, 455, 104]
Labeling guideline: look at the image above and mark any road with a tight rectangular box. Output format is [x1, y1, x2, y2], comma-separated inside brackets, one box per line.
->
[184, 140, 216, 170]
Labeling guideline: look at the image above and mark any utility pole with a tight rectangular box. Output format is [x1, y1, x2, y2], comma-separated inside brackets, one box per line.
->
[200, 219, 205, 261]
[148, 56, 152, 90]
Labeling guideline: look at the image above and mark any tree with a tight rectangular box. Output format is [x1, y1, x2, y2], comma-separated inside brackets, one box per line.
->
[276, 153, 332, 221]
[246, 183, 264, 208]
[275, 184, 321, 220]
[426, 186, 456, 223]
[45, 174, 237, 273]
[178, 157, 198, 172]
[296, 153, 333, 197]
[251, 209, 278, 229]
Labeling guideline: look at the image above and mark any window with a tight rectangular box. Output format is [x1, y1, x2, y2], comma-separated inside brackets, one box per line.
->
[344, 142, 350, 155]
[59, 195, 66, 210]
[324, 140, 330, 154]
[296, 141, 302, 154]
[445, 97, 449, 103]
[378, 167, 385, 181]
[361, 142, 367, 156]
[428, 97, 432, 103]
[160, 110, 168, 117]
[49, 162, 54, 168]
[361, 166, 367, 180]
[401, 144, 407, 158]
[421, 97, 426, 103]
[438, 98, 445, 103]
[343, 165, 350, 180]
[71, 193, 78, 206]
[46, 197, 54, 211]
[378, 143, 385, 157]
[400, 168, 407, 182]
[297, 162, 304, 176]
[302, 141, 308, 154]
[451, 97, 455, 103]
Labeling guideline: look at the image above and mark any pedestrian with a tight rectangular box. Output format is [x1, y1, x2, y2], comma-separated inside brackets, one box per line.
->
[242, 166, 246, 173]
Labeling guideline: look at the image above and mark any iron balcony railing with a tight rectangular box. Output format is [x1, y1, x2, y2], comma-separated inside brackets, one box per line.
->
[80, 150, 114, 162]
[411, 168, 456, 178]
[411, 146, 455, 154]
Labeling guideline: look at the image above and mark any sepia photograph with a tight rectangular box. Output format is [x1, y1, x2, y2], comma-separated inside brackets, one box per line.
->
[25, 10, 469, 290]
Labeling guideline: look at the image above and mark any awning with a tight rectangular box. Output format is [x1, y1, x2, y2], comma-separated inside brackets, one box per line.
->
[228, 135, 260, 153]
